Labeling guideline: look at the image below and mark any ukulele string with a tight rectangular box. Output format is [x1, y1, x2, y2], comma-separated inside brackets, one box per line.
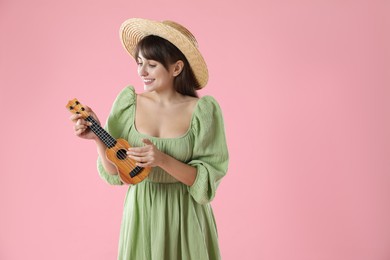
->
[90, 124, 145, 181]
[89, 122, 137, 169]
[87, 117, 141, 171]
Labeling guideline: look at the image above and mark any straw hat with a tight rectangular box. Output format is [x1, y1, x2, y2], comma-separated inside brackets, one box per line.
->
[119, 18, 208, 89]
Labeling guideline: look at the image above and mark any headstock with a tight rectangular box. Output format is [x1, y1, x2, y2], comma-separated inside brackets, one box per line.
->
[66, 98, 90, 118]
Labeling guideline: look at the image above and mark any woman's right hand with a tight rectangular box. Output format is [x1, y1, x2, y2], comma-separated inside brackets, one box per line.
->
[69, 106, 101, 140]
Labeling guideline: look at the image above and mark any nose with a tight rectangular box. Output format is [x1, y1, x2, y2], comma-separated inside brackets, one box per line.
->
[138, 64, 148, 77]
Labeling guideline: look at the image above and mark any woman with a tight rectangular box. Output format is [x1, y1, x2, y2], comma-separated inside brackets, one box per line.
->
[71, 18, 229, 259]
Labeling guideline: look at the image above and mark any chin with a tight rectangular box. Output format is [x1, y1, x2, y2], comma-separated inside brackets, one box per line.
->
[143, 85, 155, 92]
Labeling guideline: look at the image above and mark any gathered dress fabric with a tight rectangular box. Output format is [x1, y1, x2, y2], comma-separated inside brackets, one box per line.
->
[97, 86, 229, 260]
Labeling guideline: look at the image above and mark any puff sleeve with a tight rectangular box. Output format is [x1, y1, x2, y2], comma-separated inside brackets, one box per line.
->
[97, 86, 136, 185]
[188, 96, 229, 204]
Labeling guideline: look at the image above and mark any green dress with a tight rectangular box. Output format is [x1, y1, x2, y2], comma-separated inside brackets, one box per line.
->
[97, 86, 229, 260]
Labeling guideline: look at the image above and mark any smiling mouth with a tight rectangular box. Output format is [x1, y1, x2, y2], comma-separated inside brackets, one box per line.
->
[143, 79, 154, 84]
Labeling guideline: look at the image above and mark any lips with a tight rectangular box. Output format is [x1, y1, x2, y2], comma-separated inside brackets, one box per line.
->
[143, 78, 154, 85]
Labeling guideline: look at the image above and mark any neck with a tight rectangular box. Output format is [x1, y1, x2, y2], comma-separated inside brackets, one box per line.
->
[149, 88, 185, 105]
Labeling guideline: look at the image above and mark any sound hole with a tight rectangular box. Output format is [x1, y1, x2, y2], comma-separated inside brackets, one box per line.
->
[116, 149, 127, 160]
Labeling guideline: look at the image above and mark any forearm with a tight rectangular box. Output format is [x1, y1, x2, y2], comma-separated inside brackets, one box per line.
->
[95, 139, 118, 175]
[159, 153, 197, 186]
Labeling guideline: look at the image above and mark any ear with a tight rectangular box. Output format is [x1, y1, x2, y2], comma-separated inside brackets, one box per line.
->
[172, 60, 184, 77]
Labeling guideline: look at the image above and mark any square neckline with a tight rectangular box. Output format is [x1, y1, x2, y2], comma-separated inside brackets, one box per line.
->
[132, 91, 202, 140]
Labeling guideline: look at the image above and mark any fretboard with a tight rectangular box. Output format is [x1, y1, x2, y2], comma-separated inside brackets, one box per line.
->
[85, 116, 117, 148]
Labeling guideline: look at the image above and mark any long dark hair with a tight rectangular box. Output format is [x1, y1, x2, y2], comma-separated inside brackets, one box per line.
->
[134, 35, 199, 97]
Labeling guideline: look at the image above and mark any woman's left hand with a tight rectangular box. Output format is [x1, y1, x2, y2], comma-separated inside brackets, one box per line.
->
[127, 139, 165, 167]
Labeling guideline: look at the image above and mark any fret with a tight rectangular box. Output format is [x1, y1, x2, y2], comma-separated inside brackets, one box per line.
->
[85, 116, 117, 148]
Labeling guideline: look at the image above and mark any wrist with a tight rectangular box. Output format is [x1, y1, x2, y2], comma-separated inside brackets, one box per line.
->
[158, 152, 169, 169]
[94, 137, 103, 144]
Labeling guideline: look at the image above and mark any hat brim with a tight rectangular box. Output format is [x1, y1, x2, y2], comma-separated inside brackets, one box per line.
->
[119, 18, 208, 89]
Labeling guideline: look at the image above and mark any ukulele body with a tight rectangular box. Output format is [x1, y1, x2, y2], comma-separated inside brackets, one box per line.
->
[105, 138, 151, 184]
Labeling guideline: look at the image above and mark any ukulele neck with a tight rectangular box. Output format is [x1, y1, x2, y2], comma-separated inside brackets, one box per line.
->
[85, 116, 117, 148]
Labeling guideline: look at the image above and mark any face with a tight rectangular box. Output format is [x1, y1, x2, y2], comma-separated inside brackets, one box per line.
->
[137, 53, 178, 92]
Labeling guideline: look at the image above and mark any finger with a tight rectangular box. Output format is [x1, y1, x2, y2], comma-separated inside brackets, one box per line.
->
[142, 139, 153, 146]
[136, 162, 152, 167]
[84, 106, 97, 118]
[128, 146, 150, 153]
[84, 106, 100, 124]
[133, 156, 152, 167]
[70, 113, 83, 122]
[76, 118, 92, 127]
[76, 118, 82, 125]
[127, 154, 150, 161]
[74, 124, 88, 132]
[127, 150, 149, 157]
[74, 128, 86, 136]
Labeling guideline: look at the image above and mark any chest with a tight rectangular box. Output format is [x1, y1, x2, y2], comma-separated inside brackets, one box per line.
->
[135, 100, 195, 138]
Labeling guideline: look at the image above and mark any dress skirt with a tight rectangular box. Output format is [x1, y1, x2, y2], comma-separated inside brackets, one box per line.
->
[118, 181, 220, 259]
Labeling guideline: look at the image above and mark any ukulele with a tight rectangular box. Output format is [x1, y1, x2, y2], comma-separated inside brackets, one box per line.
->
[66, 98, 151, 185]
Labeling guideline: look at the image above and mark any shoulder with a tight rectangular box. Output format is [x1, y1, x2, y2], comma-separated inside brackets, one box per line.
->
[106, 86, 137, 122]
[110, 86, 136, 111]
[114, 85, 136, 104]
[196, 95, 223, 116]
[191, 95, 225, 132]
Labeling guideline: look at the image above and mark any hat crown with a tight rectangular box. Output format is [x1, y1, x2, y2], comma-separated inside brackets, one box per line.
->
[162, 20, 199, 48]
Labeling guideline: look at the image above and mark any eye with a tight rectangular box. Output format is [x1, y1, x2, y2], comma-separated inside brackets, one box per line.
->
[149, 64, 157, 68]
[137, 62, 143, 66]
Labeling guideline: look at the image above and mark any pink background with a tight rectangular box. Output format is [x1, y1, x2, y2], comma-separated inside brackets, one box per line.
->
[1, 0, 389, 259]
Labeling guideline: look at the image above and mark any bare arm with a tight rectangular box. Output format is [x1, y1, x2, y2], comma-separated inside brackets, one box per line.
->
[158, 153, 197, 186]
